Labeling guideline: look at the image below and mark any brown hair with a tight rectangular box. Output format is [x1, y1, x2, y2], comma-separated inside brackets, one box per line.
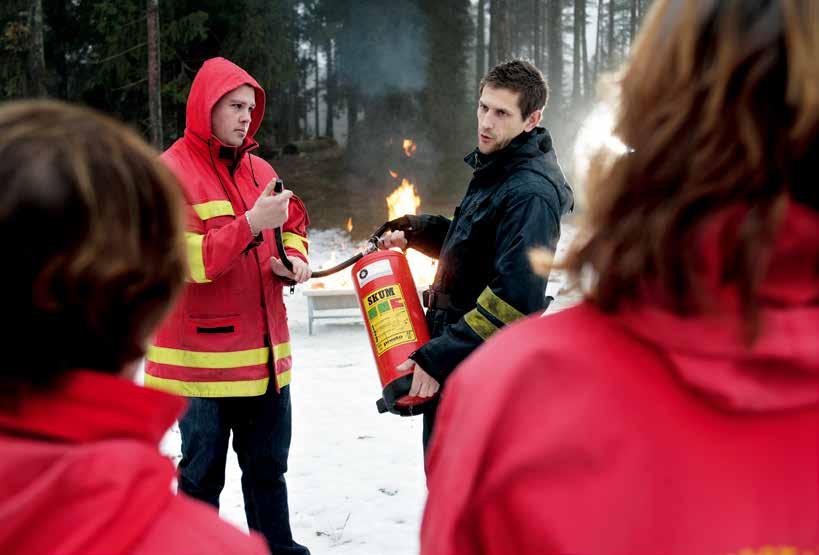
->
[564, 0, 819, 332]
[480, 59, 549, 119]
[0, 100, 186, 397]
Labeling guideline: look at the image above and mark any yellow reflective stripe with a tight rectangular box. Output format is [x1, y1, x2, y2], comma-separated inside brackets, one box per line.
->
[185, 232, 210, 283]
[144, 374, 268, 397]
[146, 345, 269, 369]
[273, 342, 291, 361]
[192, 200, 234, 220]
[276, 370, 292, 389]
[464, 308, 499, 341]
[477, 286, 524, 325]
[282, 232, 308, 257]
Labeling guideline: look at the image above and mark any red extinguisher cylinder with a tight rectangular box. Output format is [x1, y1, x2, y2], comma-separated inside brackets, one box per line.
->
[352, 249, 433, 416]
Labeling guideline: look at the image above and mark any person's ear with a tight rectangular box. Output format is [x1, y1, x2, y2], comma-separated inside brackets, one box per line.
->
[524, 109, 542, 132]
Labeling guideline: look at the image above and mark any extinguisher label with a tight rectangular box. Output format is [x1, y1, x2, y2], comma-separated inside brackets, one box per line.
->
[364, 284, 416, 356]
[356, 259, 393, 288]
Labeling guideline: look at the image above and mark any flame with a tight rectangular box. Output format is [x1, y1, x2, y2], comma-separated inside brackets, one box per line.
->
[386, 178, 421, 221]
[389, 169, 398, 179]
[309, 156, 439, 291]
[385, 178, 437, 286]
[402, 139, 417, 158]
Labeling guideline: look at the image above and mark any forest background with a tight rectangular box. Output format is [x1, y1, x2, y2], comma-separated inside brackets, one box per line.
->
[1, 0, 651, 234]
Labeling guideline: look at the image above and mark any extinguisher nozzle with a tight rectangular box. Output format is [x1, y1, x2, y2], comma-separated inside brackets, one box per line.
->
[376, 398, 388, 414]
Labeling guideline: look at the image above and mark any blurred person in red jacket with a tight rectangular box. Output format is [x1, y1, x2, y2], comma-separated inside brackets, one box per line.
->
[421, 1, 819, 554]
[143, 57, 311, 555]
[0, 101, 269, 554]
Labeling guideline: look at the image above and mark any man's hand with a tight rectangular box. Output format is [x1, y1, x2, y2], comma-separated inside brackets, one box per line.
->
[247, 180, 293, 233]
[271, 256, 311, 283]
[397, 359, 440, 398]
[376, 215, 415, 250]
[378, 229, 407, 250]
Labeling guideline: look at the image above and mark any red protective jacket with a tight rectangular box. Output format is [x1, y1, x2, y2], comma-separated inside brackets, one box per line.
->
[0, 371, 269, 555]
[422, 202, 819, 555]
[145, 57, 308, 397]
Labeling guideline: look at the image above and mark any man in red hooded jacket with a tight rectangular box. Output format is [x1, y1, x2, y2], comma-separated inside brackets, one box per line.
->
[144, 57, 310, 554]
[421, 1, 819, 554]
[0, 101, 269, 554]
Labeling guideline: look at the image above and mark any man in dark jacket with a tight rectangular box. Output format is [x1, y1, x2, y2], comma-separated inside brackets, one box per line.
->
[380, 59, 573, 448]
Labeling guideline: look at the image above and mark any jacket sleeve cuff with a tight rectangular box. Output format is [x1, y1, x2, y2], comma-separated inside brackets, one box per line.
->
[241, 213, 263, 252]
[284, 248, 308, 265]
[409, 346, 451, 384]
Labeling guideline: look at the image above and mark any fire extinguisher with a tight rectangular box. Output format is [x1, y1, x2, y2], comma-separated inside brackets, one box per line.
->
[271, 179, 433, 415]
[352, 250, 433, 416]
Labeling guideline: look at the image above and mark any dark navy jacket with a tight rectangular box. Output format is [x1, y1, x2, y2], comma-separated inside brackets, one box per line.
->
[407, 127, 573, 382]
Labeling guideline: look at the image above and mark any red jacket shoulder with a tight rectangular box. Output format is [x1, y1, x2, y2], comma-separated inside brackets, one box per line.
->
[247, 153, 277, 184]
[130, 494, 269, 555]
[448, 303, 619, 393]
[160, 139, 202, 199]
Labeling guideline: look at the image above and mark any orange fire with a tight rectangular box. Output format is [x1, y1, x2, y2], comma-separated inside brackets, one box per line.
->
[308, 144, 437, 290]
[386, 179, 421, 221]
[402, 139, 417, 158]
[385, 178, 437, 286]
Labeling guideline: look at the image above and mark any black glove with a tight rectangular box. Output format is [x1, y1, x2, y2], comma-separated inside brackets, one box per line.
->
[371, 215, 419, 246]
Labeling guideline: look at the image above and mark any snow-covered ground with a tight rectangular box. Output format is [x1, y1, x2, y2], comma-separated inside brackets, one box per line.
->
[151, 222, 579, 555]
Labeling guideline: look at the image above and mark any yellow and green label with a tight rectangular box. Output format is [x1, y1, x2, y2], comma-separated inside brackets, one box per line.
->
[364, 284, 416, 356]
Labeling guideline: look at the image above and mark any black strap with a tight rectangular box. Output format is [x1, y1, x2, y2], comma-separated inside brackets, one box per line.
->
[422, 289, 455, 311]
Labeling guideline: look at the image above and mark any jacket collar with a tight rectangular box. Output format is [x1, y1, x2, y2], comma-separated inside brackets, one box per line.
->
[464, 127, 553, 183]
[183, 128, 259, 172]
[0, 370, 186, 444]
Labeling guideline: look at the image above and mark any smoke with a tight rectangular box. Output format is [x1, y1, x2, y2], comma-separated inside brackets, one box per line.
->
[336, 0, 428, 97]
[571, 95, 629, 211]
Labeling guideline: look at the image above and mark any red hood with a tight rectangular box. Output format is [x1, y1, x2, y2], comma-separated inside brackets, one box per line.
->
[185, 57, 266, 146]
[0, 371, 186, 555]
[618, 201, 819, 412]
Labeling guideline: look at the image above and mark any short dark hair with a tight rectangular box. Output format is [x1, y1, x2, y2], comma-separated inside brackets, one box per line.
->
[0, 100, 186, 399]
[480, 59, 549, 119]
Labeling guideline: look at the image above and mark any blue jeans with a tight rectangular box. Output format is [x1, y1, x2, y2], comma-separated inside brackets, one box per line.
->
[178, 385, 309, 555]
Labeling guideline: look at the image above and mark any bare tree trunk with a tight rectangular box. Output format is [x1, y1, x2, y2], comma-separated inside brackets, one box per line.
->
[572, 0, 581, 103]
[147, 0, 163, 149]
[313, 44, 320, 137]
[476, 0, 486, 89]
[293, 79, 302, 142]
[324, 37, 335, 138]
[546, 0, 562, 110]
[607, 0, 615, 68]
[488, 0, 498, 67]
[347, 88, 358, 138]
[594, 0, 603, 80]
[495, 0, 511, 62]
[533, 0, 542, 69]
[580, 0, 590, 99]
[630, 0, 637, 46]
[26, 0, 47, 97]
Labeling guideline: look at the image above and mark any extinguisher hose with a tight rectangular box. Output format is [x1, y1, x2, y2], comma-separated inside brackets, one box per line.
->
[272, 179, 383, 282]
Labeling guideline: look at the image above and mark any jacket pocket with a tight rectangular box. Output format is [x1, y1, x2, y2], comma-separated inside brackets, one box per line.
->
[182, 314, 243, 351]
